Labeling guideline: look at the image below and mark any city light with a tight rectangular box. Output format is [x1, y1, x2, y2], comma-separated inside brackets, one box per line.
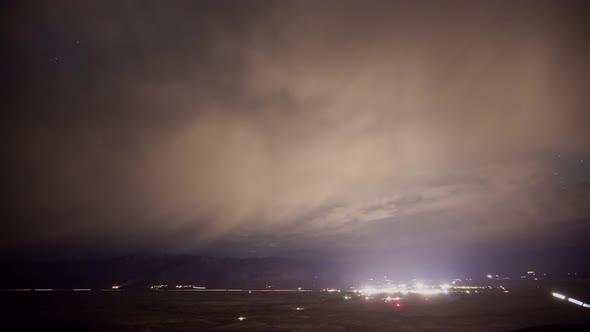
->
[357, 280, 503, 297]
[412, 289, 443, 295]
[150, 284, 167, 290]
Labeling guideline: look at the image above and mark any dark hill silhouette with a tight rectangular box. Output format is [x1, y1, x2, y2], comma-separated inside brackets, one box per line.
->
[0, 255, 345, 289]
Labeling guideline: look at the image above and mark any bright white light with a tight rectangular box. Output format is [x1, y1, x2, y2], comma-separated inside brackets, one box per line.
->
[385, 296, 401, 301]
[412, 289, 442, 295]
[552, 292, 566, 300]
[381, 287, 399, 293]
[365, 296, 370, 300]
[361, 288, 378, 295]
[583, 303, 590, 308]
[414, 282, 425, 289]
[568, 298, 584, 306]
[295, 307, 305, 311]
[486, 274, 493, 279]
[237, 317, 246, 321]
[440, 284, 451, 290]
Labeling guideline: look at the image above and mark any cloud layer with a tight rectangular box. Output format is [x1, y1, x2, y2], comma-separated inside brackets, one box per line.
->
[3, 1, 590, 257]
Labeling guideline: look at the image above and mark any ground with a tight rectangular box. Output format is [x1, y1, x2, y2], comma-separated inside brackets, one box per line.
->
[3, 290, 590, 331]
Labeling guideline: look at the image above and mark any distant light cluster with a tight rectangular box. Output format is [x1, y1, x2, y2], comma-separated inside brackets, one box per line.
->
[150, 284, 167, 290]
[349, 273, 533, 299]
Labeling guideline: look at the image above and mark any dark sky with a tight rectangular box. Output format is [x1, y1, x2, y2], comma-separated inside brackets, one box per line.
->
[3, 1, 590, 271]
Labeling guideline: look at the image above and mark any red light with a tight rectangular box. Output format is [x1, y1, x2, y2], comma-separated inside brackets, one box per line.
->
[395, 302, 402, 308]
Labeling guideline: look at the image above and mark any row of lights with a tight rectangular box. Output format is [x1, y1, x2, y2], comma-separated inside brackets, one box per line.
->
[552, 292, 590, 308]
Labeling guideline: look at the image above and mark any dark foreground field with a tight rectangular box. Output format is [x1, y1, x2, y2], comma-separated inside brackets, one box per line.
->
[3, 290, 589, 332]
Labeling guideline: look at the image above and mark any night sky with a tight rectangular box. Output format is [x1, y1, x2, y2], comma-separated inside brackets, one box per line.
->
[3, 1, 590, 273]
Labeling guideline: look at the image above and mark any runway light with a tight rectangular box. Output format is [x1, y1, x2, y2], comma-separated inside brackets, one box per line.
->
[568, 298, 584, 306]
[395, 302, 402, 308]
[552, 292, 566, 300]
[237, 317, 246, 321]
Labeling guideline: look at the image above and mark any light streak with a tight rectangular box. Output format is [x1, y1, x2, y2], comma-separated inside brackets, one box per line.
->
[552, 292, 566, 300]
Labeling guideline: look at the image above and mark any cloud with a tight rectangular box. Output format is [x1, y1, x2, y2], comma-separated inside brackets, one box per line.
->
[3, 1, 589, 256]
